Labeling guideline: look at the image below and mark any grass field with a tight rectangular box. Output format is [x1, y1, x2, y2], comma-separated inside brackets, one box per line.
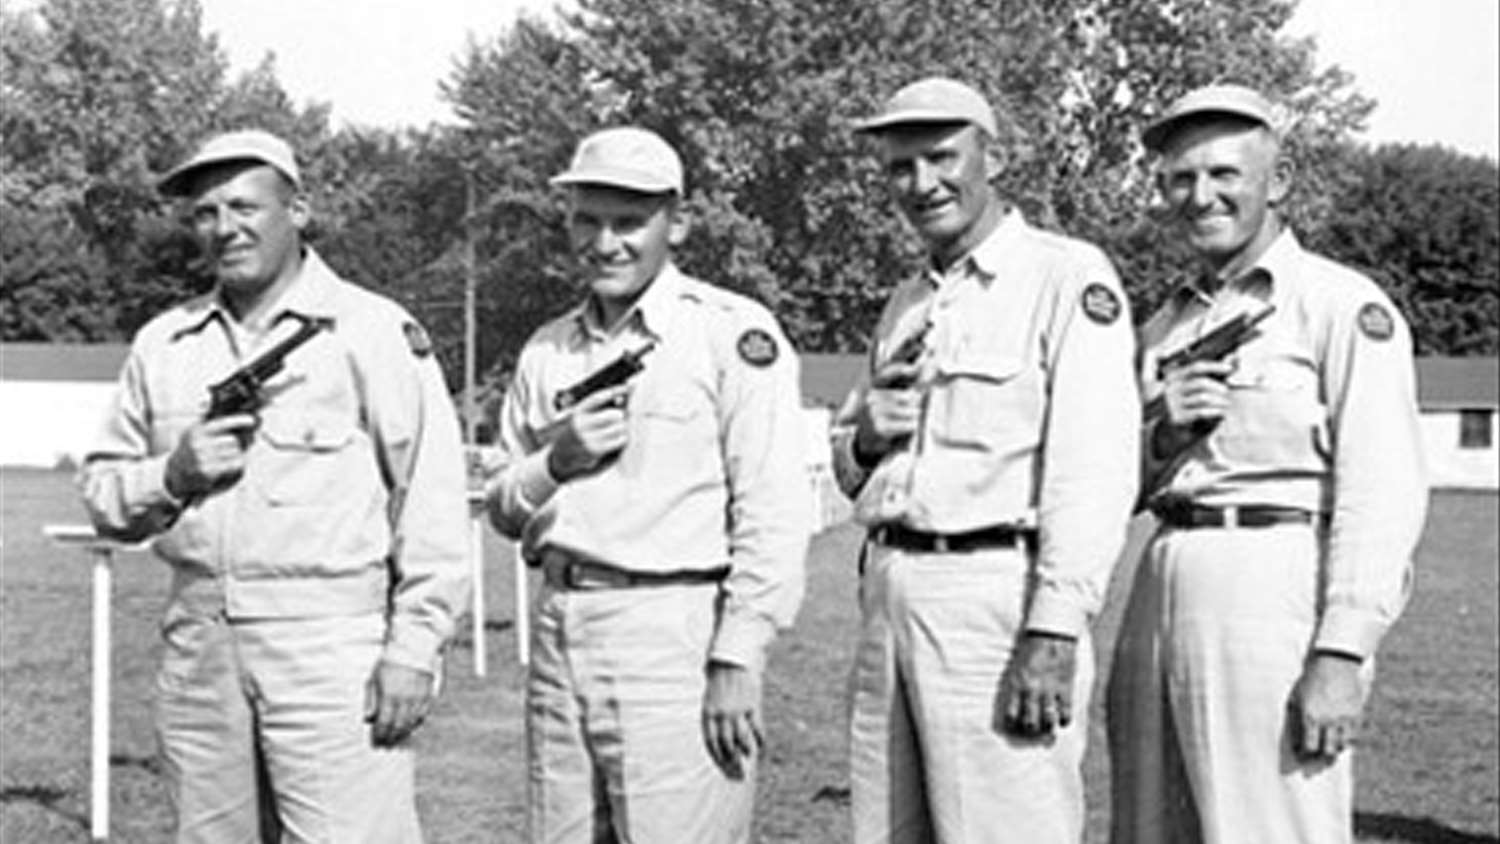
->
[2, 467, 1496, 843]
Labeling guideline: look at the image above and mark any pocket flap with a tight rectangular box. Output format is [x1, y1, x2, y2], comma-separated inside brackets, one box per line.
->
[258, 413, 356, 451]
[937, 351, 1024, 382]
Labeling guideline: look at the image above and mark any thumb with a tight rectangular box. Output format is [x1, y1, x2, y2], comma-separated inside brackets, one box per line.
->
[363, 673, 379, 721]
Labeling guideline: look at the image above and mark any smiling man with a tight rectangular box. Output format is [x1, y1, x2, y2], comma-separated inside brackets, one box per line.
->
[484, 126, 810, 844]
[830, 77, 1139, 843]
[1110, 84, 1428, 844]
[80, 129, 471, 842]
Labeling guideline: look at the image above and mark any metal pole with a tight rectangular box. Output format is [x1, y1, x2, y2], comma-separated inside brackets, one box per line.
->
[462, 166, 478, 445]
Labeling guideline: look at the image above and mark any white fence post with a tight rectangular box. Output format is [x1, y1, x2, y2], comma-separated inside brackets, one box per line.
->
[42, 524, 144, 844]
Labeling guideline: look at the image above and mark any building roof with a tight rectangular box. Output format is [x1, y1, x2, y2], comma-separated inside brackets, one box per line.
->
[1415, 356, 1499, 409]
[1, 343, 130, 383]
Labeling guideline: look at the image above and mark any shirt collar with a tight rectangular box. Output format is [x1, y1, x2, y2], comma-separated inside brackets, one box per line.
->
[925, 209, 1025, 289]
[170, 248, 337, 342]
[1171, 228, 1302, 308]
[573, 262, 683, 343]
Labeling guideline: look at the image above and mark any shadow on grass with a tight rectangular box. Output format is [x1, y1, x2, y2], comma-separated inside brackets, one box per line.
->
[0, 783, 86, 830]
[110, 752, 165, 777]
[1356, 812, 1499, 844]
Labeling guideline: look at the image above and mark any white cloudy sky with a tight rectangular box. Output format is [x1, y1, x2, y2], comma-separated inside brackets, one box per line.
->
[20, 0, 1500, 158]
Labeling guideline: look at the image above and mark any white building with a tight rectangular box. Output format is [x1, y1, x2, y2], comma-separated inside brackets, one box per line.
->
[1414, 357, 1499, 490]
[4, 345, 1496, 497]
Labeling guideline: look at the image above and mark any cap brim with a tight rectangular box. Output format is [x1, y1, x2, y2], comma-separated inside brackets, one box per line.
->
[1142, 107, 1272, 153]
[852, 110, 980, 134]
[158, 154, 299, 197]
[550, 169, 679, 194]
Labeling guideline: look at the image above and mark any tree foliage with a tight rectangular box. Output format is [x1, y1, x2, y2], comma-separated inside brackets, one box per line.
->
[2, 0, 1495, 415]
[441, 0, 1382, 355]
[1308, 142, 1500, 355]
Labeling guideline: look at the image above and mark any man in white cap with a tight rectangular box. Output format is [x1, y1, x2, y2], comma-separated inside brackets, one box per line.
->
[1109, 83, 1427, 843]
[830, 77, 1139, 842]
[80, 128, 472, 842]
[484, 126, 810, 844]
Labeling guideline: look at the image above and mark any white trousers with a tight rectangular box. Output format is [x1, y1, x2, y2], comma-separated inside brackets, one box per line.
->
[849, 543, 1093, 844]
[1107, 523, 1370, 844]
[527, 582, 753, 844]
[156, 610, 420, 844]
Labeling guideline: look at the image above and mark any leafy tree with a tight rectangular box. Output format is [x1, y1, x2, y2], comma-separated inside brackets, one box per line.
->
[446, 0, 1376, 356]
[0, 0, 331, 340]
[1308, 142, 1500, 355]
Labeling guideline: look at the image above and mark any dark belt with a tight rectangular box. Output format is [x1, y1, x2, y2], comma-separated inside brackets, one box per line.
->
[1152, 502, 1321, 529]
[540, 551, 729, 591]
[870, 523, 1034, 554]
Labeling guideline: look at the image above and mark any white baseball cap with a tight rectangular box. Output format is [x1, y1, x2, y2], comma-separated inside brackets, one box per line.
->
[158, 129, 301, 197]
[1142, 84, 1280, 152]
[550, 127, 684, 195]
[853, 77, 999, 137]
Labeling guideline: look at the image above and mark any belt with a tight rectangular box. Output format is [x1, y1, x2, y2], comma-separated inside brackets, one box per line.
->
[1151, 502, 1321, 529]
[540, 551, 729, 591]
[870, 523, 1034, 554]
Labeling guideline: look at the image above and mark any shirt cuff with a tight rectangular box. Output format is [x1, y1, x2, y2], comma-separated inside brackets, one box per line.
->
[509, 449, 560, 511]
[1313, 606, 1387, 659]
[1024, 587, 1090, 639]
[709, 611, 777, 675]
[382, 620, 446, 674]
[830, 430, 872, 498]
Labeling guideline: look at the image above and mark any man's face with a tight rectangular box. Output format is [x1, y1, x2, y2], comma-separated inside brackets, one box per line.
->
[877, 123, 1001, 260]
[187, 163, 307, 296]
[567, 184, 684, 305]
[1156, 121, 1289, 274]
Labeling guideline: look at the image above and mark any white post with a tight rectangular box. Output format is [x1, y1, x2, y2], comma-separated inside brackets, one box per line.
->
[513, 544, 529, 668]
[89, 546, 111, 843]
[42, 524, 142, 844]
[469, 511, 486, 677]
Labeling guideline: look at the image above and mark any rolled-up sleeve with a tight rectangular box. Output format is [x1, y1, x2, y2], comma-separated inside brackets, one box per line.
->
[1315, 294, 1426, 658]
[710, 317, 812, 672]
[364, 316, 473, 673]
[1030, 257, 1141, 638]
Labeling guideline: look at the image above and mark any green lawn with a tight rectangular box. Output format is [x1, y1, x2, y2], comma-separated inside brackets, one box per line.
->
[2, 468, 1496, 842]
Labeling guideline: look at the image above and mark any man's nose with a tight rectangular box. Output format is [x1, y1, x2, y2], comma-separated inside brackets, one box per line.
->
[912, 159, 940, 193]
[1188, 174, 1215, 209]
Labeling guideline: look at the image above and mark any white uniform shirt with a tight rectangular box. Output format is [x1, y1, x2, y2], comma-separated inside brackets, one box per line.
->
[831, 211, 1140, 638]
[486, 263, 811, 671]
[1139, 229, 1428, 657]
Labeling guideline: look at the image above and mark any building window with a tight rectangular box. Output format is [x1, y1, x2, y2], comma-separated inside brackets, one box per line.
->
[1459, 409, 1494, 449]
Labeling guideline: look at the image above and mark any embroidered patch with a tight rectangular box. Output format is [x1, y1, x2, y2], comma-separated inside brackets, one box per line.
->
[1357, 302, 1394, 341]
[403, 322, 433, 357]
[1081, 283, 1122, 325]
[736, 328, 779, 368]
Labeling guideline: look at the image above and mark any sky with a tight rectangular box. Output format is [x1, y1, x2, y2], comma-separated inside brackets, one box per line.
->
[190, 0, 1498, 160]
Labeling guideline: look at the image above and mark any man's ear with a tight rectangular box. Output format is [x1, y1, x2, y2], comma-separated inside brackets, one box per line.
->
[287, 192, 312, 232]
[983, 137, 1005, 182]
[1267, 153, 1293, 207]
[667, 200, 689, 247]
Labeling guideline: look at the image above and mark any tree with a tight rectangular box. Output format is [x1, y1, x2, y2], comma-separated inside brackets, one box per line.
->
[1308, 143, 1500, 355]
[446, 0, 1376, 356]
[0, 0, 331, 340]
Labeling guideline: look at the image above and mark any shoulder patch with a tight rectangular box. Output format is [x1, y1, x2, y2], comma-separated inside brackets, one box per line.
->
[403, 321, 433, 357]
[1081, 283, 1122, 325]
[736, 328, 779, 368]
[1357, 302, 1394, 341]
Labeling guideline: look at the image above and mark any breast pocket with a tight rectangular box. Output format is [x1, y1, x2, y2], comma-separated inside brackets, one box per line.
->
[1219, 358, 1324, 466]
[625, 389, 715, 478]
[931, 352, 1041, 451]
[253, 412, 361, 505]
